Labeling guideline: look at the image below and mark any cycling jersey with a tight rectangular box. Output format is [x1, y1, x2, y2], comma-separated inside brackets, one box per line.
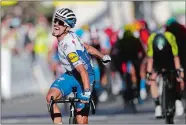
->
[147, 31, 179, 70]
[57, 31, 94, 75]
[147, 31, 178, 57]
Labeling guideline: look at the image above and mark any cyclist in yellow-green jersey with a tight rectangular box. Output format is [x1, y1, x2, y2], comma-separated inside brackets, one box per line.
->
[146, 31, 184, 118]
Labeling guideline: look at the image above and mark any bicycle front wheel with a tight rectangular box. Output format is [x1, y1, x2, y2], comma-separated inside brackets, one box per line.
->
[69, 117, 76, 124]
[164, 75, 176, 124]
[166, 115, 174, 124]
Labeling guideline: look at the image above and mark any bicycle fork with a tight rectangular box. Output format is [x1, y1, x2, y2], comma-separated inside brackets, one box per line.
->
[69, 87, 77, 124]
[69, 103, 76, 124]
[70, 103, 75, 118]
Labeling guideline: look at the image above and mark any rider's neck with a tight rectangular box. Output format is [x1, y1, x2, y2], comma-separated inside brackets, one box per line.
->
[57, 31, 69, 42]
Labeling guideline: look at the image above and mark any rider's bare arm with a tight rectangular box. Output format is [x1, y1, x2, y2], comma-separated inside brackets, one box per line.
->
[83, 42, 104, 59]
[174, 56, 184, 78]
[174, 56, 181, 69]
[75, 64, 90, 90]
[147, 57, 153, 73]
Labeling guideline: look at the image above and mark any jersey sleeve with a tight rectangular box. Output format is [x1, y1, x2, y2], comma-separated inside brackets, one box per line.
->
[61, 39, 83, 68]
[146, 33, 156, 57]
[164, 32, 178, 56]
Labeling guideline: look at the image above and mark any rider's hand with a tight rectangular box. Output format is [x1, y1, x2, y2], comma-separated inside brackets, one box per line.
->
[101, 55, 111, 65]
[79, 89, 91, 103]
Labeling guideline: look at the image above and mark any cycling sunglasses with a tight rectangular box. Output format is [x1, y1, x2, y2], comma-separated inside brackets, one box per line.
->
[54, 18, 66, 26]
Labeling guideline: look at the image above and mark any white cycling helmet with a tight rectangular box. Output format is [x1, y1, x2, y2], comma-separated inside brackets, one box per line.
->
[54, 8, 76, 28]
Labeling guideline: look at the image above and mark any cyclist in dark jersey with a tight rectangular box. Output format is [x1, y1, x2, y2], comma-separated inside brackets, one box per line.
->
[112, 29, 146, 106]
[146, 31, 184, 118]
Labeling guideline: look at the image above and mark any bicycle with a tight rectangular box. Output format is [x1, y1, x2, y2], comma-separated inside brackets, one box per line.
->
[157, 69, 178, 124]
[48, 87, 96, 124]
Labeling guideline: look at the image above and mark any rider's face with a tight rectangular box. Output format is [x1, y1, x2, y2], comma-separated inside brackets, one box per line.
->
[52, 18, 67, 37]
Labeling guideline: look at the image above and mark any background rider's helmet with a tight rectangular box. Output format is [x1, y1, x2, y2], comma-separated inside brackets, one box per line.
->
[138, 19, 148, 29]
[165, 17, 177, 27]
[54, 8, 76, 28]
[153, 34, 168, 51]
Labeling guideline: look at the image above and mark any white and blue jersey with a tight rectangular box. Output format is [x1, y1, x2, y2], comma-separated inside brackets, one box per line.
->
[57, 31, 94, 74]
[50, 31, 95, 109]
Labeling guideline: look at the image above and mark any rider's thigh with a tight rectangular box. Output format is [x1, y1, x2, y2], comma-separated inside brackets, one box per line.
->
[50, 73, 75, 97]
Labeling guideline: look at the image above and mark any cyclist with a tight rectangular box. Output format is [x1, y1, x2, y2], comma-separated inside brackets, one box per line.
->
[46, 8, 111, 124]
[146, 31, 184, 118]
[137, 19, 150, 100]
[111, 28, 146, 106]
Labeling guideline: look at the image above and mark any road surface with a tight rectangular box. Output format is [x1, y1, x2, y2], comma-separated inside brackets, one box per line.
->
[2, 93, 185, 124]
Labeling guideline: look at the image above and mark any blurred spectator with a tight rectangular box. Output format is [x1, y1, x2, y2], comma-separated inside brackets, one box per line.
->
[80, 24, 92, 45]
[111, 29, 146, 104]
[2, 14, 17, 49]
[33, 14, 51, 58]
[47, 38, 65, 79]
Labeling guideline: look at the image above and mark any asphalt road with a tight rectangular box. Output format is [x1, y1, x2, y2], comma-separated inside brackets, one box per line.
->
[2, 93, 186, 124]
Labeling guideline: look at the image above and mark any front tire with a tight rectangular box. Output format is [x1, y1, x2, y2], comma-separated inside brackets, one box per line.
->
[166, 116, 174, 124]
[69, 117, 76, 124]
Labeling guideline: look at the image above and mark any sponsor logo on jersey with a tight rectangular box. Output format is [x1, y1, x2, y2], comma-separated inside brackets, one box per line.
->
[68, 52, 79, 63]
